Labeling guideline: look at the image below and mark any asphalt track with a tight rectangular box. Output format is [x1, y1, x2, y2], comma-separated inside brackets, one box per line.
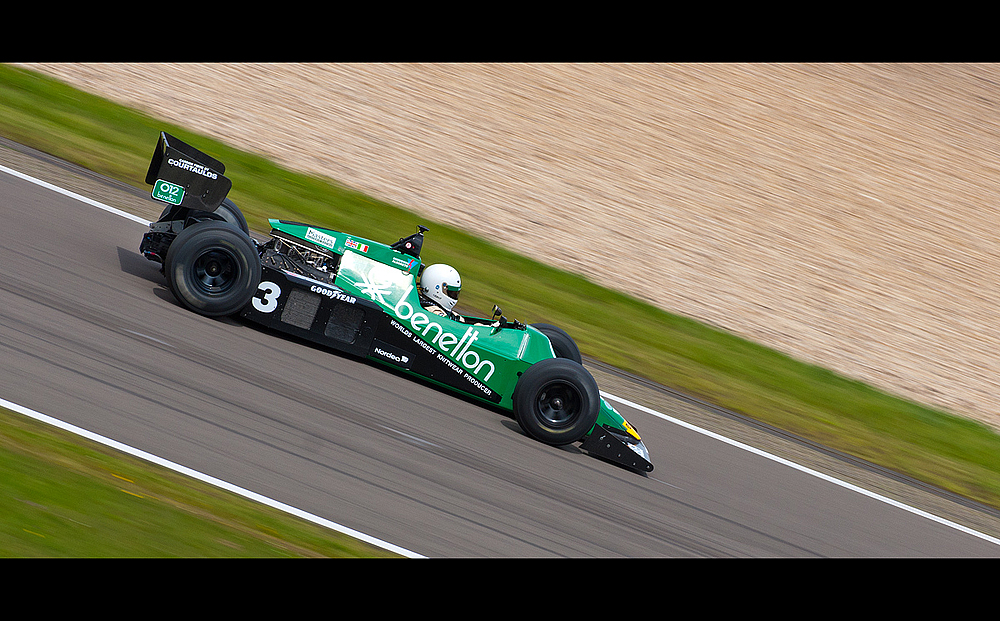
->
[2, 139, 1000, 557]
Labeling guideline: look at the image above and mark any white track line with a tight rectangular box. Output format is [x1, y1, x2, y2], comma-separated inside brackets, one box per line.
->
[601, 395, 1000, 548]
[3, 161, 999, 551]
[0, 163, 424, 558]
[0, 398, 423, 558]
[0, 163, 150, 225]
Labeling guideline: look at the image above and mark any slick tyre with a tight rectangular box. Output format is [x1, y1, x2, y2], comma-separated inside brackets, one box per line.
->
[164, 221, 261, 317]
[212, 198, 250, 235]
[512, 358, 600, 446]
[530, 323, 583, 364]
[186, 197, 251, 235]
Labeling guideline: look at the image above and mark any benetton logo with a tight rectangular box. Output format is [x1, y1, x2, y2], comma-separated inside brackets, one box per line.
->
[392, 284, 495, 381]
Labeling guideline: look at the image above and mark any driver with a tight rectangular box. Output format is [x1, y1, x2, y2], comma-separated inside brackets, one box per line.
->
[418, 263, 465, 321]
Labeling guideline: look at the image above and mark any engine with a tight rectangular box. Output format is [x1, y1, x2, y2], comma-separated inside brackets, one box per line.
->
[262, 231, 341, 284]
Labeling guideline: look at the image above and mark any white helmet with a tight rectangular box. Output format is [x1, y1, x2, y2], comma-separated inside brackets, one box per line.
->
[419, 264, 462, 312]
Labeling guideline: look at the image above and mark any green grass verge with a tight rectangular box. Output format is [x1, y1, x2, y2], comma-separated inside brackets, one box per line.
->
[2, 63, 1000, 522]
[0, 407, 399, 557]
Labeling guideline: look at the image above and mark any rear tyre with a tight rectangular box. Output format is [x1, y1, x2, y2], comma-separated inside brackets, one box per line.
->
[164, 221, 260, 317]
[530, 323, 582, 364]
[212, 198, 250, 235]
[512, 358, 600, 445]
[186, 197, 250, 235]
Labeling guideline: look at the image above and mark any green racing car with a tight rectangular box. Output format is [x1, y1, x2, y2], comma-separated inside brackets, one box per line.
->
[138, 132, 653, 473]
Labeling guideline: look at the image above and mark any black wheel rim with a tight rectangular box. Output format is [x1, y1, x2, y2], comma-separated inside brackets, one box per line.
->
[191, 248, 240, 294]
[535, 380, 583, 429]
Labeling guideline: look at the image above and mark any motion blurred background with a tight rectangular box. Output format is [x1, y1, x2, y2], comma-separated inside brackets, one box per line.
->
[22, 63, 999, 431]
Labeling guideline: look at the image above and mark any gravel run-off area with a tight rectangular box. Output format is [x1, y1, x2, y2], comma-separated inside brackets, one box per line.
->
[21, 63, 1000, 431]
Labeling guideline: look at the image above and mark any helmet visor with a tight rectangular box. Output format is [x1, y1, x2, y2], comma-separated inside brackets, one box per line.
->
[445, 284, 461, 301]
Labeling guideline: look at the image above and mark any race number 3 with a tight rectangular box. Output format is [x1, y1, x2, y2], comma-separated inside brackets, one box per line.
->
[253, 281, 281, 313]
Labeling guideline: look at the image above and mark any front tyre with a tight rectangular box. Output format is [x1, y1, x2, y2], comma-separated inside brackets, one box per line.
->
[512, 358, 600, 446]
[164, 221, 261, 317]
[530, 323, 582, 364]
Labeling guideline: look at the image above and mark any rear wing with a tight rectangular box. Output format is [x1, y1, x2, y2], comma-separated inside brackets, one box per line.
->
[145, 131, 232, 212]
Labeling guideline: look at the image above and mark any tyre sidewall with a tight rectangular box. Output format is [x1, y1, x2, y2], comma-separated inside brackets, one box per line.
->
[214, 198, 250, 235]
[165, 221, 260, 317]
[513, 358, 600, 445]
[185, 198, 250, 235]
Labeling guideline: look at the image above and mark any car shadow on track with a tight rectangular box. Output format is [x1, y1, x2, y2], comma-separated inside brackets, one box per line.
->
[117, 245, 247, 326]
[117, 245, 165, 283]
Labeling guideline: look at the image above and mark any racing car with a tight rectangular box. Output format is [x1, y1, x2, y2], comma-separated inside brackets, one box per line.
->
[138, 132, 653, 473]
